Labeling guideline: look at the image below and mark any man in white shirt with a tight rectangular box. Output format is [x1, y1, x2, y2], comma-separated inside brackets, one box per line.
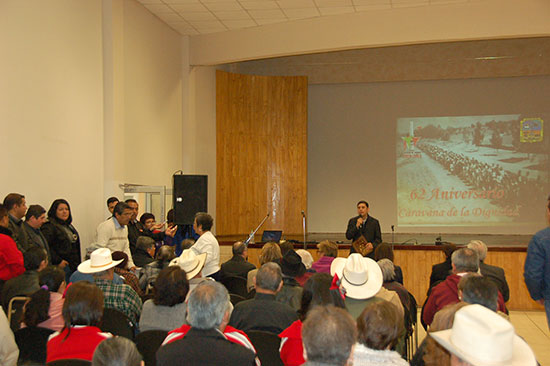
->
[96, 202, 135, 269]
[191, 212, 220, 279]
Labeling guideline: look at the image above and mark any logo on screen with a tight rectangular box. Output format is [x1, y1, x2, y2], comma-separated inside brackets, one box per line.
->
[402, 121, 421, 158]
[520, 118, 543, 143]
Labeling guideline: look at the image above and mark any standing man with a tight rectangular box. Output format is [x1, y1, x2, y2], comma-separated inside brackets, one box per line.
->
[22, 205, 52, 263]
[96, 201, 135, 269]
[524, 194, 550, 329]
[345, 200, 382, 259]
[106, 197, 119, 217]
[3, 193, 29, 252]
[125, 199, 175, 254]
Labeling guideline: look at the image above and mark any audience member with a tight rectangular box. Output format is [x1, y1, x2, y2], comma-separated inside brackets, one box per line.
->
[330, 253, 404, 319]
[311, 240, 338, 274]
[0, 304, 18, 366]
[92, 337, 143, 366]
[139, 245, 175, 291]
[430, 304, 536, 366]
[301, 305, 356, 366]
[170, 249, 209, 295]
[22, 266, 66, 331]
[220, 241, 256, 280]
[47, 281, 111, 362]
[139, 266, 189, 332]
[279, 241, 294, 256]
[125, 199, 173, 254]
[96, 202, 136, 269]
[111, 251, 144, 297]
[229, 262, 298, 334]
[467, 239, 510, 302]
[459, 274, 501, 314]
[295, 249, 316, 286]
[78, 248, 142, 323]
[23, 205, 52, 263]
[374, 243, 403, 284]
[279, 273, 346, 366]
[157, 281, 256, 366]
[429, 243, 456, 289]
[68, 247, 123, 286]
[0, 203, 25, 281]
[133, 236, 156, 268]
[353, 300, 408, 366]
[276, 250, 305, 310]
[2, 247, 47, 309]
[378, 258, 411, 314]
[164, 208, 198, 256]
[41, 199, 81, 273]
[190, 212, 220, 279]
[106, 197, 119, 216]
[247, 242, 282, 291]
[3, 193, 29, 252]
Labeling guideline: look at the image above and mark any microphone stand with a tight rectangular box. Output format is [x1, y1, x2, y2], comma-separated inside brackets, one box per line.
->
[244, 213, 270, 246]
[391, 225, 395, 251]
[302, 211, 306, 250]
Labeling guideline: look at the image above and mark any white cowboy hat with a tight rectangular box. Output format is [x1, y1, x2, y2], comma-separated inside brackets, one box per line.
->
[431, 304, 536, 366]
[330, 253, 383, 300]
[170, 249, 207, 280]
[77, 248, 123, 274]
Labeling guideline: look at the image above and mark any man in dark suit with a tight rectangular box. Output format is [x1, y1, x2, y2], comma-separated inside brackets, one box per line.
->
[468, 240, 510, 302]
[345, 200, 382, 259]
[156, 281, 256, 366]
[221, 241, 256, 279]
[429, 242, 457, 290]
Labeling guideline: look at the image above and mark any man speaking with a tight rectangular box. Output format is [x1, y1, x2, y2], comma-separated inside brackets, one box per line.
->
[345, 200, 382, 259]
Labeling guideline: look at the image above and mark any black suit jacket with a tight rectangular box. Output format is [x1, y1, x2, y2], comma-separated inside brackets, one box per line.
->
[480, 261, 510, 302]
[156, 327, 255, 366]
[429, 258, 452, 290]
[221, 255, 256, 279]
[345, 215, 382, 258]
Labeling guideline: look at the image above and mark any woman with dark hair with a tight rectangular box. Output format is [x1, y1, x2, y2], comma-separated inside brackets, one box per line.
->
[46, 281, 111, 362]
[111, 251, 144, 297]
[279, 273, 346, 366]
[41, 199, 81, 273]
[139, 245, 176, 291]
[374, 243, 403, 285]
[352, 300, 409, 366]
[139, 266, 189, 332]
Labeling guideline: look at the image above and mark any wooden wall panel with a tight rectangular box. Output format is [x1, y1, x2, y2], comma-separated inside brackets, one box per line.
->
[216, 71, 308, 236]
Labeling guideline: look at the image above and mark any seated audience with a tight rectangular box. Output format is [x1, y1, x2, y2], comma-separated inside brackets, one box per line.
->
[111, 251, 144, 297]
[279, 241, 294, 255]
[22, 266, 66, 331]
[0, 203, 25, 282]
[170, 249, 209, 295]
[139, 266, 189, 332]
[3, 193, 29, 253]
[353, 300, 409, 366]
[458, 274, 507, 318]
[23, 205, 52, 263]
[312, 240, 338, 274]
[378, 258, 411, 314]
[68, 247, 123, 285]
[276, 250, 305, 310]
[422, 248, 506, 327]
[220, 241, 256, 280]
[2, 247, 47, 309]
[330, 253, 404, 319]
[279, 273, 346, 366]
[189, 212, 220, 279]
[467, 239, 510, 302]
[139, 245, 175, 291]
[78, 248, 142, 324]
[47, 281, 112, 362]
[0, 304, 18, 366]
[41, 199, 81, 274]
[92, 336, 143, 366]
[430, 304, 536, 366]
[429, 243, 456, 289]
[295, 249, 316, 286]
[247, 242, 282, 291]
[301, 305, 356, 366]
[374, 243, 403, 284]
[229, 262, 298, 334]
[132, 236, 155, 268]
[156, 281, 256, 366]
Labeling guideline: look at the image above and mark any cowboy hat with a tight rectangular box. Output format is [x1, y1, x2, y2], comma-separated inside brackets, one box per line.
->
[170, 249, 207, 280]
[279, 250, 307, 277]
[330, 253, 382, 300]
[431, 304, 536, 366]
[77, 248, 123, 274]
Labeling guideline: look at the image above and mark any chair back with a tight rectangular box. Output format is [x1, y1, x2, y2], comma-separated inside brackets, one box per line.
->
[229, 293, 247, 306]
[100, 308, 135, 340]
[7, 296, 29, 332]
[15, 326, 54, 365]
[246, 330, 284, 366]
[47, 359, 92, 366]
[135, 330, 168, 366]
[221, 275, 248, 297]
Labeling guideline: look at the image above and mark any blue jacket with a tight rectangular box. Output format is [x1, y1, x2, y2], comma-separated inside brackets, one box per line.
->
[524, 226, 550, 301]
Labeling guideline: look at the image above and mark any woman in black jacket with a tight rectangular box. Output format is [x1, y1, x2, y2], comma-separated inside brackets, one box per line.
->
[41, 199, 81, 274]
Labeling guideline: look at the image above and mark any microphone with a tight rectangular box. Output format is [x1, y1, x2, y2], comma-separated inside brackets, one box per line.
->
[301, 210, 305, 217]
[391, 225, 395, 232]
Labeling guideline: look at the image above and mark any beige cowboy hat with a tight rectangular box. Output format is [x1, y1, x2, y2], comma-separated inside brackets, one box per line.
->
[431, 304, 536, 366]
[330, 253, 383, 300]
[170, 249, 207, 280]
[77, 248, 123, 274]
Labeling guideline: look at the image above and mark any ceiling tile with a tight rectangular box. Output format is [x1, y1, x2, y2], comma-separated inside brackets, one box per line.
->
[213, 10, 251, 19]
[223, 19, 258, 29]
[354, 4, 391, 10]
[138, 0, 163, 4]
[248, 9, 286, 19]
[168, 21, 195, 30]
[188, 19, 226, 27]
[163, 0, 200, 3]
[144, 3, 175, 13]
[277, 0, 316, 8]
[157, 12, 185, 22]
[239, 1, 280, 10]
[182, 11, 218, 20]
[171, 3, 209, 11]
[255, 18, 286, 25]
[352, 0, 389, 4]
[318, 6, 355, 15]
[204, 2, 244, 10]
[283, 7, 320, 19]
[314, 0, 352, 6]
[391, 0, 429, 8]
[200, 0, 238, 3]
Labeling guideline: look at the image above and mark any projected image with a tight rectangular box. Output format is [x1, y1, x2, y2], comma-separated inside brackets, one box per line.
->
[396, 115, 548, 227]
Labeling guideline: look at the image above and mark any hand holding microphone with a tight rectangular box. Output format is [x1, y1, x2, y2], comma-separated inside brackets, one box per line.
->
[356, 217, 364, 228]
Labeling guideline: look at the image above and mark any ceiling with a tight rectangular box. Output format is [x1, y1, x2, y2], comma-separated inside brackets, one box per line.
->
[137, 0, 470, 36]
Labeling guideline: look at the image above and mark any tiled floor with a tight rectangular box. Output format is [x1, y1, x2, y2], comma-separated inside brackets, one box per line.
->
[414, 310, 549, 366]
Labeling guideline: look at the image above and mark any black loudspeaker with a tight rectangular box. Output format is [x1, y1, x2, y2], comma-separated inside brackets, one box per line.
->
[173, 175, 208, 225]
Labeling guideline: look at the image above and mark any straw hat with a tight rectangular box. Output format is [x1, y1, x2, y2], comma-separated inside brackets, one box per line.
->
[330, 253, 383, 300]
[170, 249, 207, 280]
[77, 248, 123, 274]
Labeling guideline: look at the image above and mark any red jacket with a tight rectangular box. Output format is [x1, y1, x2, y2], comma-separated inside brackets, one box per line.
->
[47, 326, 111, 362]
[279, 320, 304, 366]
[0, 233, 24, 281]
[423, 273, 506, 326]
